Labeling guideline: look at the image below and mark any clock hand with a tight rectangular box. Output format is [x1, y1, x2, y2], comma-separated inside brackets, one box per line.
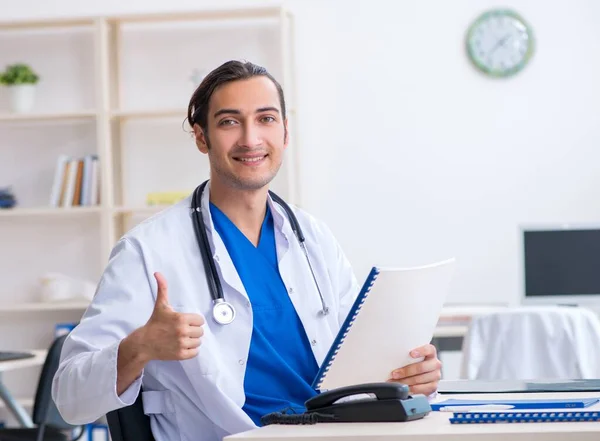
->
[489, 34, 511, 56]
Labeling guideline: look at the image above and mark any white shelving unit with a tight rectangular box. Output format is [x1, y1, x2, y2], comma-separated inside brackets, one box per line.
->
[0, 5, 297, 411]
[0, 4, 298, 292]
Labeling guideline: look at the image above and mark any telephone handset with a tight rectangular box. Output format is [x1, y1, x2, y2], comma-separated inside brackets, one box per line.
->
[304, 382, 410, 411]
[261, 382, 431, 425]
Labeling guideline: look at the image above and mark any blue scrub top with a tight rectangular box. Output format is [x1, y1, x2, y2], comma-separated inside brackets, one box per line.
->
[210, 202, 319, 426]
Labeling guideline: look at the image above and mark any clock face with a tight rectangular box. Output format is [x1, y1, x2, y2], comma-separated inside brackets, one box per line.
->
[466, 10, 534, 77]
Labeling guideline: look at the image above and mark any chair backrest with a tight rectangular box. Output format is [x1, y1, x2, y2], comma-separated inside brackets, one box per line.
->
[33, 334, 78, 430]
[460, 305, 600, 380]
[107, 393, 155, 441]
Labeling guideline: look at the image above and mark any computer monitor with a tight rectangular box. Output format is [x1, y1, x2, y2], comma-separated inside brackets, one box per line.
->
[520, 224, 600, 305]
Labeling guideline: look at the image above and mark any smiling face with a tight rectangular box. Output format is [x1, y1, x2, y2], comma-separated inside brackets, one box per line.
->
[193, 76, 289, 192]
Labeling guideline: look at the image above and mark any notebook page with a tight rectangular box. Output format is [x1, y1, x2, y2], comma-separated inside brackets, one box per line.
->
[317, 258, 456, 391]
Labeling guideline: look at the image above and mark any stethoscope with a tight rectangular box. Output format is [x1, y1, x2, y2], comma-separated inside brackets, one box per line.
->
[191, 180, 330, 325]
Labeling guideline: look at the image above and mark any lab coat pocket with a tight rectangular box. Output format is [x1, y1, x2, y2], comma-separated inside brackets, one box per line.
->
[142, 390, 175, 414]
[142, 390, 182, 441]
[172, 305, 219, 376]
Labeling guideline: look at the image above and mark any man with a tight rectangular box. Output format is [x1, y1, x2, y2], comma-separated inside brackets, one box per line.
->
[52, 60, 442, 441]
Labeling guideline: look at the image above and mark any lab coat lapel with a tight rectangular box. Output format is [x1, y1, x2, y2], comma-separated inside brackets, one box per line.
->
[269, 199, 335, 367]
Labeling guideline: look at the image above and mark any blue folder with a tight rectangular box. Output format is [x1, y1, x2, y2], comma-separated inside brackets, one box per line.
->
[431, 397, 600, 411]
[450, 410, 600, 424]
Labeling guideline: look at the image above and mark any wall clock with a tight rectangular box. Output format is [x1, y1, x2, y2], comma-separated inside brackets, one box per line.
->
[466, 9, 535, 78]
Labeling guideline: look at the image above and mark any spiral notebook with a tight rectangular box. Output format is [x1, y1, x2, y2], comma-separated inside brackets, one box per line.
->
[312, 258, 456, 392]
[431, 397, 600, 411]
[450, 410, 600, 424]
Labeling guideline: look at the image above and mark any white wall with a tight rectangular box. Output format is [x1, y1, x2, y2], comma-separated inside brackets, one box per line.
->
[1, 0, 599, 304]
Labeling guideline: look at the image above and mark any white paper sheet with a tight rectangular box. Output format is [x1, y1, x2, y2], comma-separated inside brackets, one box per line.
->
[316, 258, 456, 391]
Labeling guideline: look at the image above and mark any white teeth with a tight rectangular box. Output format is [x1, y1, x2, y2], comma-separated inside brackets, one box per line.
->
[239, 156, 264, 162]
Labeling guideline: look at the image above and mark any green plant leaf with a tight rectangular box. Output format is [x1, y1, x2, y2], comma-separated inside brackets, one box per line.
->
[0, 63, 40, 85]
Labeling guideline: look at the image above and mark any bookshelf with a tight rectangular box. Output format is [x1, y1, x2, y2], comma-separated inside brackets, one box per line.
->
[0, 6, 297, 406]
[0, 4, 298, 269]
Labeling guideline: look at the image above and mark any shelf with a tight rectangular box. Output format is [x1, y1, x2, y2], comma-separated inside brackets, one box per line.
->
[113, 206, 172, 215]
[0, 206, 103, 218]
[0, 110, 96, 122]
[0, 350, 46, 373]
[0, 301, 89, 312]
[0, 18, 94, 31]
[110, 108, 188, 120]
[108, 7, 284, 24]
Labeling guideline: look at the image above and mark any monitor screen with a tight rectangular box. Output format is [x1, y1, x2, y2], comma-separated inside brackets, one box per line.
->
[523, 228, 600, 298]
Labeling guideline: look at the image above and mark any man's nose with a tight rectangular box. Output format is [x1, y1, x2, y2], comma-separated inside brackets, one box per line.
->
[239, 123, 263, 148]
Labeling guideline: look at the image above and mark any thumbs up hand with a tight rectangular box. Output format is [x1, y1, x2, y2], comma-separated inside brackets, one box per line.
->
[139, 272, 205, 361]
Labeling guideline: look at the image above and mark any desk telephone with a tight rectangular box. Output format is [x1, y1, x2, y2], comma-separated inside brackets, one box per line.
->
[261, 382, 431, 425]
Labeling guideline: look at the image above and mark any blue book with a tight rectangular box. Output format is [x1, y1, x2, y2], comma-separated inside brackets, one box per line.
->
[431, 397, 600, 411]
[450, 410, 600, 424]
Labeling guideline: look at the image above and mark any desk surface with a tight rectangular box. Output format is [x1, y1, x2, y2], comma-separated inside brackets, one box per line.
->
[226, 392, 600, 441]
[0, 350, 46, 373]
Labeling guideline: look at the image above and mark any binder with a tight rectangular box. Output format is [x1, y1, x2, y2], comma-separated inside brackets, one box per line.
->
[431, 397, 600, 411]
[450, 410, 600, 424]
[312, 258, 456, 391]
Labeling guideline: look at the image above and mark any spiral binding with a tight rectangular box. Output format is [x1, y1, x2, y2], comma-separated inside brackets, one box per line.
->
[314, 268, 381, 389]
[450, 411, 600, 424]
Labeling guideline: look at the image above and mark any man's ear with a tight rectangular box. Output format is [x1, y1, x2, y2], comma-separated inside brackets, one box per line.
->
[193, 124, 209, 154]
[283, 118, 289, 149]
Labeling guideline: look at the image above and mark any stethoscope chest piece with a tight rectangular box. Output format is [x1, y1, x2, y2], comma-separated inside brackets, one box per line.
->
[212, 298, 236, 325]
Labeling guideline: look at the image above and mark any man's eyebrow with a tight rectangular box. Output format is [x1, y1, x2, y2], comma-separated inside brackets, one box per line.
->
[213, 107, 281, 118]
[256, 106, 280, 114]
[214, 108, 241, 118]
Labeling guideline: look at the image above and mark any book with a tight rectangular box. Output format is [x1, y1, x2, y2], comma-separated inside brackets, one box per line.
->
[312, 258, 456, 391]
[431, 397, 600, 411]
[49, 154, 70, 207]
[49, 154, 100, 207]
[450, 410, 600, 424]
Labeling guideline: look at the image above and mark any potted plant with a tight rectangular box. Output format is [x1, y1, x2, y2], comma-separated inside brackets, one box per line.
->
[0, 63, 40, 113]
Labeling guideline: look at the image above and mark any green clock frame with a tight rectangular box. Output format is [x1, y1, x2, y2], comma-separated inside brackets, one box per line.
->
[466, 9, 535, 78]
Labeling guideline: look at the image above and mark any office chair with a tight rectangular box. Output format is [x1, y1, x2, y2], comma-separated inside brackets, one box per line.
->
[0, 334, 84, 441]
[106, 393, 155, 441]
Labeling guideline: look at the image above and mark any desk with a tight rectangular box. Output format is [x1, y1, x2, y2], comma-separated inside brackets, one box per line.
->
[0, 349, 46, 427]
[226, 392, 600, 441]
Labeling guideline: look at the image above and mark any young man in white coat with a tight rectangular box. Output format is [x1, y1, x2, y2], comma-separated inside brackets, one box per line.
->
[52, 60, 442, 441]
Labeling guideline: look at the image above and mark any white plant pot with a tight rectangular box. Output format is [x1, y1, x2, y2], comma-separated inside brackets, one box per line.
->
[8, 84, 36, 113]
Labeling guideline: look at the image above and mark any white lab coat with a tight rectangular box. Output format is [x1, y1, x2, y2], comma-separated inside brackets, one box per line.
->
[52, 181, 360, 441]
[460, 306, 600, 380]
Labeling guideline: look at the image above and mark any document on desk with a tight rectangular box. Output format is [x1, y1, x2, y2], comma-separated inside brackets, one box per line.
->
[312, 258, 456, 392]
[431, 397, 600, 411]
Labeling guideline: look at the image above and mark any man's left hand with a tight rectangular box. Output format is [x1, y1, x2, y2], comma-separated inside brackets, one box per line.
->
[388, 344, 442, 396]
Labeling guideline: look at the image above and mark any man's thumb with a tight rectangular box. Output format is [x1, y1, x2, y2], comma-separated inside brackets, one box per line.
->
[154, 272, 170, 308]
